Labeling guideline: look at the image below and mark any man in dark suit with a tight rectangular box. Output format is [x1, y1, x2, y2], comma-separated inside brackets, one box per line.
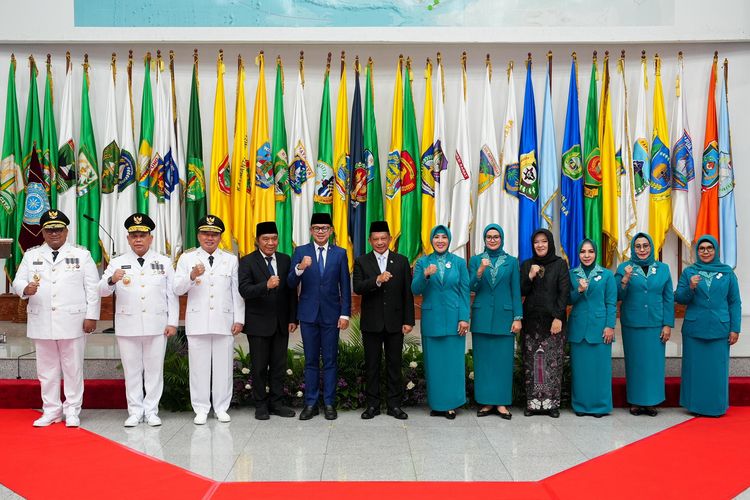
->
[353, 221, 415, 420]
[287, 212, 351, 421]
[239, 221, 298, 420]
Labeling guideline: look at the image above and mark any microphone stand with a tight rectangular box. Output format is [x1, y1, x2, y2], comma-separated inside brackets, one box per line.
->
[83, 214, 117, 334]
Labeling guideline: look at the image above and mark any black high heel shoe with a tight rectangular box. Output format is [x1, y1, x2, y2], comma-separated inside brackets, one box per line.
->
[446, 410, 457, 420]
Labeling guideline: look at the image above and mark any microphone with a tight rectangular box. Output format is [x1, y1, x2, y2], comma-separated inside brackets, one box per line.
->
[82, 213, 116, 258]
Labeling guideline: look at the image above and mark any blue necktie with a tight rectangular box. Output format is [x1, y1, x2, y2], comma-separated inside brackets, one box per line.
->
[265, 256, 275, 275]
[317, 247, 325, 276]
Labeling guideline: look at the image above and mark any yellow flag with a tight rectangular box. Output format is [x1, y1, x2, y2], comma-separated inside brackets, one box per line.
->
[209, 51, 233, 250]
[333, 54, 353, 268]
[420, 58, 435, 254]
[599, 53, 618, 265]
[385, 56, 403, 251]
[649, 54, 671, 254]
[231, 56, 250, 255]
[250, 52, 274, 244]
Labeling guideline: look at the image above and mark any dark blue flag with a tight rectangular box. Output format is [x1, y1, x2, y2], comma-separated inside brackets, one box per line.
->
[518, 59, 539, 262]
[560, 56, 584, 268]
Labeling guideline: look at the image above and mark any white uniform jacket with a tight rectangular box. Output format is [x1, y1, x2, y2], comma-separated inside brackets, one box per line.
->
[12, 242, 101, 340]
[174, 248, 244, 335]
[99, 249, 179, 336]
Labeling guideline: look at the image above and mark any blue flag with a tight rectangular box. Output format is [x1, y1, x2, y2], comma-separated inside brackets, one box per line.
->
[518, 60, 539, 262]
[349, 64, 367, 258]
[560, 57, 584, 267]
[718, 62, 736, 268]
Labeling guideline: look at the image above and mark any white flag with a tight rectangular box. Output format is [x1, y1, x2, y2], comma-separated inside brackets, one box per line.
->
[474, 62, 501, 254]
[114, 64, 137, 257]
[57, 58, 77, 242]
[632, 55, 650, 235]
[149, 61, 169, 255]
[499, 62, 520, 257]
[449, 61, 472, 256]
[165, 61, 185, 263]
[290, 67, 315, 248]
[433, 56, 450, 227]
[670, 54, 697, 258]
[100, 62, 119, 260]
[615, 56, 636, 261]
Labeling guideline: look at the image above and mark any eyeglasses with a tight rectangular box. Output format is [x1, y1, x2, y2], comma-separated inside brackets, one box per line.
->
[697, 246, 715, 253]
[485, 235, 501, 240]
[311, 226, 331, 233]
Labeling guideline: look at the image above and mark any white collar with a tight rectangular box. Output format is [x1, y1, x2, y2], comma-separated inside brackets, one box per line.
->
[375, 249, 389, 260]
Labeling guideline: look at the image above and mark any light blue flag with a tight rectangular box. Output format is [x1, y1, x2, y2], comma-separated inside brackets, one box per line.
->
[539, 59, 558, 230]
[560, 57, 584, 268]
[718, 62, 736, 267]
[518, 59, 539, 262]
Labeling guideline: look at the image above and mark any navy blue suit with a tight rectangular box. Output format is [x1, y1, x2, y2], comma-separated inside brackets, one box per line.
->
[288, 242, 351, 406]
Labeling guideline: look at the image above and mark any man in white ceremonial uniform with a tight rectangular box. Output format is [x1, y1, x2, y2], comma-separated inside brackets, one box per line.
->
[99, 213, 178, 427]
[12, 210, 100, 427]
[174, 215, 244, 424]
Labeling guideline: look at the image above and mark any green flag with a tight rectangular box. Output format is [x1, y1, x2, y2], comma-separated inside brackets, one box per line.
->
[399, 60, 421, 263]
[42, 58, 58, 209]
[363, 60, 383, 253]
[184, 55, 206, 250]
[77, 60, 101, 263]
[137, 54, 154, 214]
[313, 66, 333, 216]
[0, 56, 23, 279]
[272, 57, 292, 255]
[583, 56, 602, 263]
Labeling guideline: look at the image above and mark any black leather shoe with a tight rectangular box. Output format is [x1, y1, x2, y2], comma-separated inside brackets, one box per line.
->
[446, 410, 457, 420]
[548, 409, 560, 418]
[593, 413, 604, 418]
[477, 407, 494, 417]
[269, 405, 295, 418]
[324, 405, 337, 420]
[498, 410, 512, 420]
[299, 405, 319, 420]
[575, 412, 585, 417]
[643, 406, 658, 417]
[255, 406, 270, 420]
[387, 407, 408, 420]
[361, 406, 381, 419]
[430, 410, 446, 417]
[523, 409, 534, 417]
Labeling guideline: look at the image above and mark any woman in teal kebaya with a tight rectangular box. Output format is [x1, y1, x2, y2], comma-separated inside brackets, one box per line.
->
[615, 232, 674, 417]
[675, 235, 741, 417]
[568, 240, 617, 417]
[412, 225, 470, 419]
[469, 224, 522, 419]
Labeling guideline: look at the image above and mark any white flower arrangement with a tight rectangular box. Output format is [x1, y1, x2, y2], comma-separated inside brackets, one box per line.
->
[244, 384, 251, 390]
[296, 391, 303, 398]
[468, 371, 474, 380]
[286, 369, 293, 375]
[406, 381, 415, 390]
[409, 361, 418, 369]
[241, 367, 250, 375]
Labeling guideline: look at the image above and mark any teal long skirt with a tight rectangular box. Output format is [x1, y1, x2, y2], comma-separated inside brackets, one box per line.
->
[472, 333, 514, 406]
[680, 334, 730, 416]
[622, 326, 665, 406]
[570, 340, 613, 414]
[423, 334, 467, 411]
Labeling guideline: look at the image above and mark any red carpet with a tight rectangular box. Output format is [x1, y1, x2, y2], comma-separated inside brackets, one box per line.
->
[2, 408, 750, 499]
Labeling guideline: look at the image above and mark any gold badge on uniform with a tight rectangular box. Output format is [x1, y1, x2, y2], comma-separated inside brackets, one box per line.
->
[33, 273, 40, 283]
[123, 275, 131, 285]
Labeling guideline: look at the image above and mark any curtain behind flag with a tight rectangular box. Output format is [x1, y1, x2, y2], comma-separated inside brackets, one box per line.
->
[648, 54, 671, 255]
[615, 52, 636, 262]
[100, 56, 119, 261]
[363, 58, 383, 253]
[290, 55, 314, 247]
[42, 57, 57, 209]
[449, 53, 472, 257]
[19, 56, 42, 256]
[250, 51, 275, 246]
[184, 52, 207, 251]
[694, 54, 719, 243]
[209, 51, 233, 250]
[420, 58, 436, 255]
[670, 52, 697, 259]
[499, 61, 520, 258]
[349, 57, 366, 258]
[115, 52, 137, 256]
[474, 56, 501, 255]
[149, 54, 169, 255]
[560, 54, 584, 268]
[137, 53, 154, 214]
[385, 56, 403, 251]
[0, 55, 23, 279]
[633, 53, 651, 236]
[273, 56, 293, 256]
[539, 53, 558, 231]
[77, 56, 101, 264]
[599, 53, 618, 266]
[165, 51, 185, 262]
[400, 58, 421, 263]
[332, 53, 352, 265]
[314, 56, 333, 217]
[583, 54, 602, 263]
[518, 57, 539, 262]
[718, 58, 736, 268]
[57, 53, 77, 245]
[231, 55, 250, 255]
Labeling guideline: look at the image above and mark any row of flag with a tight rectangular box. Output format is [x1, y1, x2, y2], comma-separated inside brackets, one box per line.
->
[0, 49, 737, 283]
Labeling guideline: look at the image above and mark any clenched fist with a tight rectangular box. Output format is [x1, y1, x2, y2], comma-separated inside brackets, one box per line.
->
[267, 275, 281, 289]
[424, 264, 438, 278]
[191, 263, 206, 281]
[298, 255, 313, 271]
[110, 269, 126, 284]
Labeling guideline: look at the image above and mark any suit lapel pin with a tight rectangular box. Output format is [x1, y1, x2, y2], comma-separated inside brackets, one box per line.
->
[445, 262, 451, 269]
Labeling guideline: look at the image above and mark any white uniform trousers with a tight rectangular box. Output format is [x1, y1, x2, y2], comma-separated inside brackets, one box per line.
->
[187, 334, 235, 414]
[116, 335, 167, 418]
[34, 337, 86, 418]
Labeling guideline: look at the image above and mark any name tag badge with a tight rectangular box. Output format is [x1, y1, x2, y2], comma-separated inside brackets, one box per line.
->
[33, 261, 43, 265]
[121, 265, 132, 270]
[717, 273, 723, 280]
[594, 275, 602, 281]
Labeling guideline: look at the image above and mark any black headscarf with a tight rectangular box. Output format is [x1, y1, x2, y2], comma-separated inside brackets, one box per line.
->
[531, 228, 561, 265]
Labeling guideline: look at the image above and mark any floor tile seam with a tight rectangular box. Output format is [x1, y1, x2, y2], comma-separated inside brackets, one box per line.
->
[474, 414, 515, 480]
[319, 423, 333, 480]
